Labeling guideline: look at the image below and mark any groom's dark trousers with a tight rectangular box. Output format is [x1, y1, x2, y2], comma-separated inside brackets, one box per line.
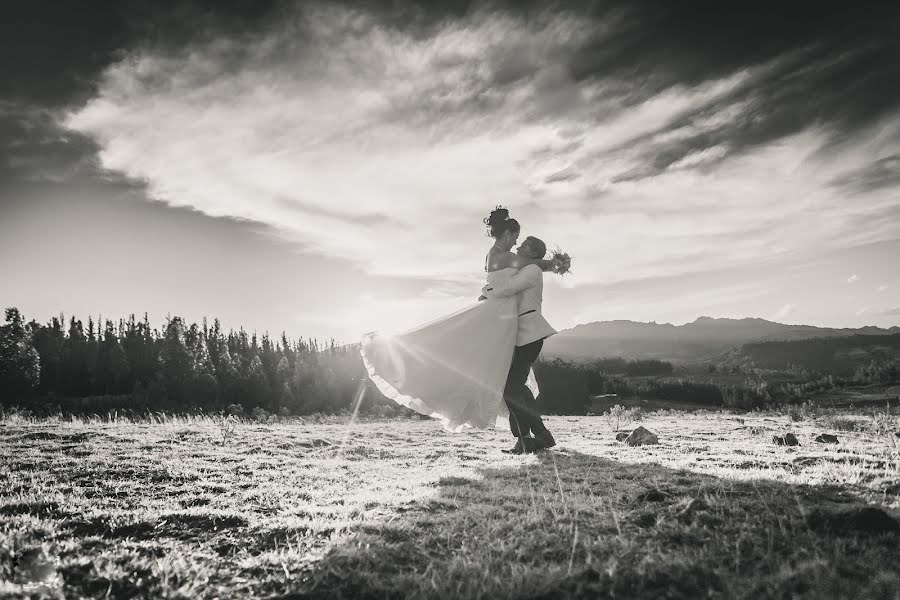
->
[505, 338, 548, 438]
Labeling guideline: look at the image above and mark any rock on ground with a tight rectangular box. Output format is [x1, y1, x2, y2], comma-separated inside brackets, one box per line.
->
[773, 433, 800, 446]
[815, 433, 839, 443]
[625, 426, 659, 447]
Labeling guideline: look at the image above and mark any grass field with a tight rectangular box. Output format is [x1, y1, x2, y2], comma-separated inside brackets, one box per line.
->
[2, 410, 899, 599]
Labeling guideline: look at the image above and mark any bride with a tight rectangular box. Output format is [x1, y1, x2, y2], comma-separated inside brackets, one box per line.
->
[360, 207, 559, 431]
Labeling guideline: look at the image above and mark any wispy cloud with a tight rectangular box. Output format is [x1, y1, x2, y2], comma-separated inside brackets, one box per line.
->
[847, 274, 859, 283]
[877, 285, 888, 292]
[830, 154, 900, 195]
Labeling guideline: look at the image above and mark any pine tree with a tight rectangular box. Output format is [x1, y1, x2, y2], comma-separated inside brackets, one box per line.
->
[246, 354, 269, 409]
[276, 356, 291, 386]
[31, 316, 64, 394]
[122, 314, 158, 390]
[281, 332, 294, 367]
[279, 381, 296, 414]
[260, 333, 279, 394]
[187, 325, 217, 410]
[0, 308, 41, 401]
[188, 325, 215, 376]
[84, 316, 100, 394]
[159, 317, 195, 408]
[98, 320, 130, 394]
[62, 318, 89, 396]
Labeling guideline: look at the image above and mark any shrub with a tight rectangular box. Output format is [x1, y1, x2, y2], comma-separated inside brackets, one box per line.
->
[250, 406, 270, 422]
[604, 404, 642, 431]
[225, 403, 245, 417]
[869, 409, 899, 436]
[219, 414, 238, 444]
[786, 401, 817, 422]
[822, 417, 862, 432]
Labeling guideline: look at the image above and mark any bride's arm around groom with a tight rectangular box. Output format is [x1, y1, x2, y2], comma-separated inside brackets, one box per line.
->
[481, 263, 542, 299]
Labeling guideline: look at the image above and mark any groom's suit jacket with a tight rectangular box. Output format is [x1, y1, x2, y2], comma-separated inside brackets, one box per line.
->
[483, 264, 557, 347]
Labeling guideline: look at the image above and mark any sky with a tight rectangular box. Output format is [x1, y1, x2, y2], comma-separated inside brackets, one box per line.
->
[2, 0, 900, 343]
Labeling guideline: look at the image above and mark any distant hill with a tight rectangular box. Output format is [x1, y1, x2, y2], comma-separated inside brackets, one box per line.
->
[542, 317, 900, 363]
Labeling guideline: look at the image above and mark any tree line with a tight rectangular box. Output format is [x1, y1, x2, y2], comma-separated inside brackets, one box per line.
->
[0, 307, 370, 416]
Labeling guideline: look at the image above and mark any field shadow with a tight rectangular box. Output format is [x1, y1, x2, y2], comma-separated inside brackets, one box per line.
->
[274, 448, 900, 600]
[60, 512, 249, 542]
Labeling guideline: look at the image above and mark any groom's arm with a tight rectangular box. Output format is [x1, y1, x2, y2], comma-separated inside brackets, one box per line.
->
[481, 265, 540, 298]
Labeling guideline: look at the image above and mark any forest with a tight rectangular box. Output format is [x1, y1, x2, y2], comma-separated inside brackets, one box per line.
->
[0, 307, 366, 416]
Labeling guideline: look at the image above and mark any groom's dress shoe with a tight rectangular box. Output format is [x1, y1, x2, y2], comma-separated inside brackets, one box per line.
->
[534, 430, 556, 450]
[503, 437, 537, 454]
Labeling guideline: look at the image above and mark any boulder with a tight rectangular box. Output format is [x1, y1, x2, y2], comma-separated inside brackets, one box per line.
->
[815, 433, 839, 444]
[773, 433, 800, 446]
[625, 426, 659, 447]
[615, 432, 629, 442]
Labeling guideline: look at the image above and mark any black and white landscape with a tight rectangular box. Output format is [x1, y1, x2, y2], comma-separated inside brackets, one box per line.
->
[2, 2, 900, 599]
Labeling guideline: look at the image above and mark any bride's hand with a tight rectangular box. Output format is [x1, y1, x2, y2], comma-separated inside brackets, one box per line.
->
[547, 257, 560, 273]
[537, 258, 556, 271]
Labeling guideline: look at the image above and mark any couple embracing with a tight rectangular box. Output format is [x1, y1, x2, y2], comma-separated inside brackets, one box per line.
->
[361, 207, 568, 454]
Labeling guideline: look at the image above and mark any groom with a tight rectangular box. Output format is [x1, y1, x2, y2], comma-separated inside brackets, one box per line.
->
[482, 236, 558, 454]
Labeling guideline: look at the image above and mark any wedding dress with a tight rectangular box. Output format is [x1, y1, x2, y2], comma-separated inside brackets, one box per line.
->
[361, 267, 539, 432]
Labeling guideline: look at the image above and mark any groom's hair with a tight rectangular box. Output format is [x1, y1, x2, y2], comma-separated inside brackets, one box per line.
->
[523, 236, 546, 258]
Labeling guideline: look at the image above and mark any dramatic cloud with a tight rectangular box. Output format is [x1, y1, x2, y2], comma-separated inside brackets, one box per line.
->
[63, 2, 900, 292]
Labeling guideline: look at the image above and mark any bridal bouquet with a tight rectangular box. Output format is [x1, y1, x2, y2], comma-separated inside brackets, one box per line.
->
[551, 248, 572, 275]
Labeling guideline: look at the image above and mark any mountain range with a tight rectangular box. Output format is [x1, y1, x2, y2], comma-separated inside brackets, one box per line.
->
[542, 317, 900, 363]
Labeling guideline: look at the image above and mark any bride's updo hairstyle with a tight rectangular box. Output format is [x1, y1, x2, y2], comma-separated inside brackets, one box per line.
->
[484, 206, 520, 239]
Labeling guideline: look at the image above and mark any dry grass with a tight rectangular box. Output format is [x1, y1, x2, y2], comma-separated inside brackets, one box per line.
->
[1, 411, 899, 599]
